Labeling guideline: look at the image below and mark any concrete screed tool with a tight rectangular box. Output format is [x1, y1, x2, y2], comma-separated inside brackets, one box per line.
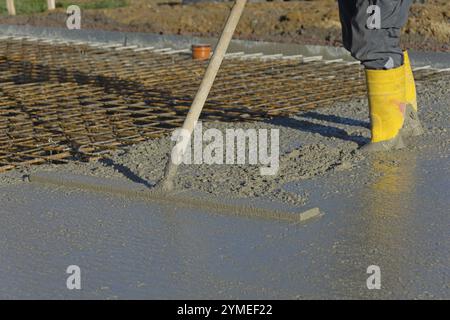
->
[30, 0, 321, 222]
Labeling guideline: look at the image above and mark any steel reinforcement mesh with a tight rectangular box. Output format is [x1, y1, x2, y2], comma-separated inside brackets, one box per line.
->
[0, 36, 448, 172]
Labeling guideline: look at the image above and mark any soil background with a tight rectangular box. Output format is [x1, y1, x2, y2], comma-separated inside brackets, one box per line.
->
[0, 0, 449, 52]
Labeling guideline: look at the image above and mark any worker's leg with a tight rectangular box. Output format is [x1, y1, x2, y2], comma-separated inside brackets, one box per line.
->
[337, 0, 422, 151]
[338, 0, 411, 70]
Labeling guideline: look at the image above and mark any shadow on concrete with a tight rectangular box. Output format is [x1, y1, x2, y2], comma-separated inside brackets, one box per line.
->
[99, 158, 154, 188]
[301, 111, 370, 129]
[267, 117, 369, 147]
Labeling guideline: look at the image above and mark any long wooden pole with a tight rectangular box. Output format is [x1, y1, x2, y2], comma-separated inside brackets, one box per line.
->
[159, 0, 247, 191]
[47, 0, 56, 10]
[6, 0, 16, 16]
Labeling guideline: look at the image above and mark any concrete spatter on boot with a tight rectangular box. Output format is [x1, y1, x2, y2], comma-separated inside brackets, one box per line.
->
[361, 103, 424, 152]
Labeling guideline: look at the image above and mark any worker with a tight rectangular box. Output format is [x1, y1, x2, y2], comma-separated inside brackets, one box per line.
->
[337, 0, 423, 151]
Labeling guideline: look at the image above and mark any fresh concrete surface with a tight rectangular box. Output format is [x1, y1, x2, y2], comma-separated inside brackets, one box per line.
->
[0, 77, 449, 299]
[0, 145, 448, 299]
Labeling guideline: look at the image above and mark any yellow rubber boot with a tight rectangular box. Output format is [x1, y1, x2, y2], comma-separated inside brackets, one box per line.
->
[403, 51, 424, 136]
[362, 65, 406, 151]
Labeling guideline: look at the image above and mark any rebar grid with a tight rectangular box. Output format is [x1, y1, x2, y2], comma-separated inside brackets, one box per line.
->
[0, 37, 447, 172]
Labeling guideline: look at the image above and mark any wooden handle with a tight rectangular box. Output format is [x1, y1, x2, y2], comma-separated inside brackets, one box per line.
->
[47, 0, 56, 10]
[182, 0, 246, 135]
[160, 0, 247, 190]
[6, 0, 16, 16]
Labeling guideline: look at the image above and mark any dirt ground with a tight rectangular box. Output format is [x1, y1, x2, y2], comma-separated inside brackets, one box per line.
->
[0, 0, 449, 52]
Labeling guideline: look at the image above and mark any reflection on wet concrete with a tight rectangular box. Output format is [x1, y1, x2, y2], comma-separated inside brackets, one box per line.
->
[358, 151, 420, 297]
[283, 148, 449, 299]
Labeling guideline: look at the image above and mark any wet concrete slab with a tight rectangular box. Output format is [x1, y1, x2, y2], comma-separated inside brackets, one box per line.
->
[0, 82, 448, 299]
[0, 182, 323, 299]
[0, 145, 448, 299]
[283, 149, 450, 299]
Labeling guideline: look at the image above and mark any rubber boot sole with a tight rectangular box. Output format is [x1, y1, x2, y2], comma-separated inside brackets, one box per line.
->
[360, 132, 406, 152]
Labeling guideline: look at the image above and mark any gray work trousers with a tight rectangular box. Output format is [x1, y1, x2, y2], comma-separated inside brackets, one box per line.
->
[338, 0, 412, 69]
